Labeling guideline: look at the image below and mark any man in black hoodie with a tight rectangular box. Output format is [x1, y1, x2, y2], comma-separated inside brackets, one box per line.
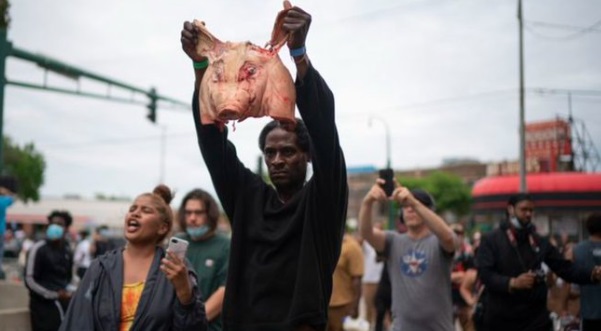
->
[180, 2, 348, 330]
[476, 193, 601, 331]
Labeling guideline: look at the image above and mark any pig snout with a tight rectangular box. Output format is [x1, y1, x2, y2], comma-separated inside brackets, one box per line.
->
[212, 83, 253, 121]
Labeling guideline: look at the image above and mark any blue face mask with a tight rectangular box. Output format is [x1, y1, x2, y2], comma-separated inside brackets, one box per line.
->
[46, 224, 65, 240]
[187, 225, 210, 239]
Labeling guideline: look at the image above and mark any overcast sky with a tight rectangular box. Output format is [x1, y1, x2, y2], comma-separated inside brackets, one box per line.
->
[5, 0, 601, 205]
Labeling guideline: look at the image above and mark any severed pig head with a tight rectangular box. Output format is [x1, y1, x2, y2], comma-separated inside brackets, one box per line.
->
[193, 10, 296, 128]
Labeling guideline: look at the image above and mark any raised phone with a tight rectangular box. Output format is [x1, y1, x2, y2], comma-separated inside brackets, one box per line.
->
[166, 237, 189, 261]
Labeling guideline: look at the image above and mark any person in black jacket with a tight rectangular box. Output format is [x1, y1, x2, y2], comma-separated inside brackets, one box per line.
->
[476, 193, 601, 331]
[59, 185, 207, 331]
[25, 210, 74, 331]
[180, 2, 348, 330]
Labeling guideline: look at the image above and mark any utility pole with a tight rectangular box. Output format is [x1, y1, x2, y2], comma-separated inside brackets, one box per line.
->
[518, 0, 527, 193]
[0, 0, 10, 175]
[159, 125, 166, 184]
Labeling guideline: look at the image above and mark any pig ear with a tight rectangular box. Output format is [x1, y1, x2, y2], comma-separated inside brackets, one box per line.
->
[267, 6, 291, 51]
[193, 20, 224, 61]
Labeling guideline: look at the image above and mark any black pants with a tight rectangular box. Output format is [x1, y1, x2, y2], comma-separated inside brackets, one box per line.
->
[374, 263, 391, 331]
[30, 296, 69, 331]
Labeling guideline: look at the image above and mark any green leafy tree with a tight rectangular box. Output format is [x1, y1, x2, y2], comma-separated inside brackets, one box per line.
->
[3, 136, 45, 202]
[398, 171, 472, 217]
[0, 0, 10, 29]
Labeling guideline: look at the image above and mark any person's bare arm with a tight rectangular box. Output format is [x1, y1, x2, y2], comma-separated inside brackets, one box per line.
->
[350, 276, 362, 318]
[204, 286, 225, 321]
[459, 269, 478, 307]
[359, 180, 389, 253]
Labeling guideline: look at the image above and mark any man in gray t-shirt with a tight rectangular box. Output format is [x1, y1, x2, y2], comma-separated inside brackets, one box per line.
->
[359, 179, 458, 331]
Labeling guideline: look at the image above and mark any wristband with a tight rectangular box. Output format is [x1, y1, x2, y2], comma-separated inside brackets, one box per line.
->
[289, 46, 306, 57]
[193, 59, 209, 70]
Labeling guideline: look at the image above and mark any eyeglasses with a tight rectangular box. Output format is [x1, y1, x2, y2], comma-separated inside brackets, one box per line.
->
[184, 210, 207, 217]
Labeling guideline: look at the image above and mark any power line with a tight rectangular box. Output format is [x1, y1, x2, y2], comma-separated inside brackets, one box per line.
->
[526, 19, 601, 33]
[524, 18, 601, 40]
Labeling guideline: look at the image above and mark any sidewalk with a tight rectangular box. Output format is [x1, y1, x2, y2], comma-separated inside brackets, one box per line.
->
[0, 257, 30, 331]
[0, 280, 30, 331]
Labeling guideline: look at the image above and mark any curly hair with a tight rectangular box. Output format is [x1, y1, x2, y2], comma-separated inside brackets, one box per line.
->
[47, 210, 73, 228]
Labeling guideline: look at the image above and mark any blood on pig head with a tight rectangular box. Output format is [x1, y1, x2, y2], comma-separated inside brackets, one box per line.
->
[193, 7, 296, 128]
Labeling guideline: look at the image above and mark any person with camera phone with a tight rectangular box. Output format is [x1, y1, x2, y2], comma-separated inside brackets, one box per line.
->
[358, 179, 459, 331]
[476, 194, 601, 331]
[59, 185, 207, 331]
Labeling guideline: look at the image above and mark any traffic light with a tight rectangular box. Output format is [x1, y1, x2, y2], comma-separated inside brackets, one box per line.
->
[147, 87, 157, 123]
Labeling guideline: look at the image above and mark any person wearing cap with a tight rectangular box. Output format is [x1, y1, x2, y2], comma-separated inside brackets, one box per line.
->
[359, 179, 459, 331]
[476, 193, 601, 331]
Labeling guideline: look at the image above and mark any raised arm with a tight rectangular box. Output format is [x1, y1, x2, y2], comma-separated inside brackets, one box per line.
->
[359, 180, 389, 253]
[180, 20, 254, 216]
[392, 185, 457, 253]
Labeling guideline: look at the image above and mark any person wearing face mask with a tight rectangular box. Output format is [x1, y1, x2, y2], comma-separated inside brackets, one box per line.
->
[176, 188, 230, 331]
[24, 210, 74, 331]
[476, 193, 601, 331]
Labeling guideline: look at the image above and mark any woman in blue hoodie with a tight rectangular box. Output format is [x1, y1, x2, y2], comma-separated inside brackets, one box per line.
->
[60, 184, 207, 331]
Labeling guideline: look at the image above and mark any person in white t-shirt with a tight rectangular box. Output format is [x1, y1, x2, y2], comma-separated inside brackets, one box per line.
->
[361, 223, 384, 328]
[73, 230, 92, 279]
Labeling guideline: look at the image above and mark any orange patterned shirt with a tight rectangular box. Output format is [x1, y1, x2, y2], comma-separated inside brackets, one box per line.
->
[120, 281, 145, 331]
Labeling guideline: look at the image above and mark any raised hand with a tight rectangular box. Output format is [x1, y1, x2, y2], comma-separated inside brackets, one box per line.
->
[281, 1, 311, 50]
[180, 21, 208, 63]
[161, 251, 193, 305]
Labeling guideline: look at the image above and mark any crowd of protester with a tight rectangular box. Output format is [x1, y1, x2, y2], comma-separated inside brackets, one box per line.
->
[1, 2, 601, 330]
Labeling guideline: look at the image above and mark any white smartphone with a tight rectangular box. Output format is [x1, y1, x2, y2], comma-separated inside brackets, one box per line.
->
[166, 237, 189, 261]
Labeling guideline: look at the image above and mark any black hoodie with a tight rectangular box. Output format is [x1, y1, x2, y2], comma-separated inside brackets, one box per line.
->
[476, 220, 593, 331]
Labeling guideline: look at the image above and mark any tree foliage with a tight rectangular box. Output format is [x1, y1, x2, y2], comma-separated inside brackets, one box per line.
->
[1, 0, 10, 29]
[3, 136, 45, 202]
[398, 171, 472, 217]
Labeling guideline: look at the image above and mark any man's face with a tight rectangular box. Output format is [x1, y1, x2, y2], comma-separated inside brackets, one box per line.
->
[184, 199, 208, 228]
[263, 127, 309, 190]
[508, 199, 535, 225]
[402, 205, 424, 228]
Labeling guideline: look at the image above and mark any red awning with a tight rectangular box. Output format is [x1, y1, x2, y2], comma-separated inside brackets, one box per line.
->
[472, 173, 601, 197]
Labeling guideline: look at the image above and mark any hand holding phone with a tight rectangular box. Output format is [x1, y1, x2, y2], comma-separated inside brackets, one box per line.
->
[379, 168, 395, 197]
[166, 237, 189, 261]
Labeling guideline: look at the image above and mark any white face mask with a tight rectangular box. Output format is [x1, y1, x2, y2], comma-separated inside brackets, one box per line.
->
[510, 216, 523, 230]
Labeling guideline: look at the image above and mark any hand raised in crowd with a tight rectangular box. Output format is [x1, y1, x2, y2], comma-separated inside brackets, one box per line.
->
[161, 252, 193, 305]
[509, 271, 536, 291]
[180, 21, 208, 63]
[363, 179, 390, 204]
[392, 185, 417, 207]
[281, 1, 311, 50]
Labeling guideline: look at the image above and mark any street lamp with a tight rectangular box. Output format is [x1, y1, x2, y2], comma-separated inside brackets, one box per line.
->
[368, 116, 394, 229]
[368, 116, 391, 169]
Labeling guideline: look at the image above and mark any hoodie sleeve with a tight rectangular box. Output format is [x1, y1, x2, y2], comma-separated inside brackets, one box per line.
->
[477, 232, 512, 293]
[59, 260, 100, 331]
[172, 267, 208, 331]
